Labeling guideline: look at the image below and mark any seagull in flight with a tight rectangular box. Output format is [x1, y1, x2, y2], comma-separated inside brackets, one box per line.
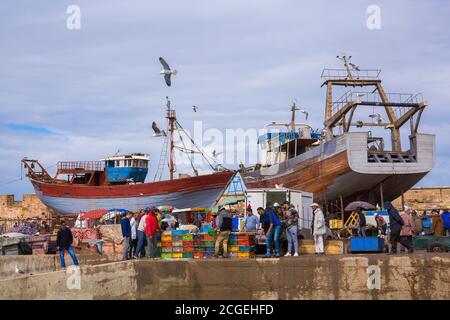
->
[159, 57, 177, 87]
[369, 113, 384, 124]
[349, 63, 361, 71]
[299, 109, 309, 120]
[152, 121, 167, 137]
[192, 105, 198, 112]
[212, 150, 222, 159]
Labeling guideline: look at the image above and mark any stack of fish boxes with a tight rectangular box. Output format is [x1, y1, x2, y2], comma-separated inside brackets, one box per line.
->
[194, 233, 217, 258]
[229, 232, 256, 258]
[160, 230, 194, 259]
[160, 231, 173, 259]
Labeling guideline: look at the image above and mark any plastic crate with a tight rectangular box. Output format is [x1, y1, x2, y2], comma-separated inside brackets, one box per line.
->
[172, 241, 183, 247]
[194, 246, 205, 252]
[161, 235, 172, 242]
[202, 234, 216, 241]
[229, 252, 238, 258]
[183, 246, 195, 253]
[172, 235, 183, 241]
[238, 246, 253, 252]
[329, 219, 343, 229]
[229, 234, 238, 240]
[229, 240, 238, 246]
[183, 241, 194, 247]
[172, 230, 188, 235]
[194, 252, 204, 259]
[237, 252, 254, 258]
[182, 234, 194, 241]
[237, 240, 251, 246]
[204, 252, 215, 258]
[229, 246, 239, 253]
[162, 247, 173, 253]
[161, 241, 172, 247]
[183, 252, 194, 259]
[205, 247, 215, 252]
[350, 237, 385, 252]
[172, 253, 183, 258]
[161, 253, 172, 259]
[172, 247, 183, 252]
[162, 230, 172, 236]
[203, 241, 215, 246]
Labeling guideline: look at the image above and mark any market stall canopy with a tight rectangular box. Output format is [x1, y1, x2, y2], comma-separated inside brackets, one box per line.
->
[99, 209, 128, 222]
[345, 201, 376, 211]
[81, 209, 108, 219]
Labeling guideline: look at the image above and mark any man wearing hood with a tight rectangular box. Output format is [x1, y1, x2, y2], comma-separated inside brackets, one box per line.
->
[384, 201, 410, 254]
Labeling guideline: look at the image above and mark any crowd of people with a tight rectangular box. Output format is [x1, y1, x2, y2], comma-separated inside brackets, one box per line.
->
[55, 201, 450, 267]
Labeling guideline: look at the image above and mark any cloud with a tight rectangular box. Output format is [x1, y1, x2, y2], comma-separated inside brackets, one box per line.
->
[4, 123, 59, 135]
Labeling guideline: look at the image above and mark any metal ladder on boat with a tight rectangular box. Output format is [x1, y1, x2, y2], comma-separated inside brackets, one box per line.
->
[153, 135, 169, 181]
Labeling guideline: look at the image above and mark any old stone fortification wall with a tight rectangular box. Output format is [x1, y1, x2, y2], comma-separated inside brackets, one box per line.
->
[392, 187, 450, 211]
[0, 254, 448, 300]
[0, 194, 53, 219]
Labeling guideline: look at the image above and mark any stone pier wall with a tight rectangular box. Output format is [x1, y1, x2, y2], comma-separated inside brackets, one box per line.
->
[0, 254, 448, 300]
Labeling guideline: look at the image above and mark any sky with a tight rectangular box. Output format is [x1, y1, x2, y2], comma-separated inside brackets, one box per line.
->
[1, 0, 450, 197]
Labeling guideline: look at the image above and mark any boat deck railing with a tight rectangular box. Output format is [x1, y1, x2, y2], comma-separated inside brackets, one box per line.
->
[57, 161, 105, 172]
[332, 91, 424, 116]
[321, 68, 381, 81]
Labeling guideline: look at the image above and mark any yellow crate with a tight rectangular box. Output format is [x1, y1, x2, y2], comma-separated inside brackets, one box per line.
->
[229, 246, 239, 253]
[172, 253, 183, 258]
[329, 219, 343, 229]
[237, 252, 254, 258]
[161, 235, 172, 242]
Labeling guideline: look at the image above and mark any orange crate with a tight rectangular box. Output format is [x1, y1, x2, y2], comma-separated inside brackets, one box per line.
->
[161, 235, 172, 242]
[203, 234, 216, 241]
[194, 252, 204, 259]
[237, 240, 251, 246]
[183, 246, 195, 253]
[161, 242, 172, 247]
[183, 241, 194, 247]
[229, 246, 239, 253]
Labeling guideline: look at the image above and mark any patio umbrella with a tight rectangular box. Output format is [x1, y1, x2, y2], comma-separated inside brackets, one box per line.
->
[344, 201, 376, 212]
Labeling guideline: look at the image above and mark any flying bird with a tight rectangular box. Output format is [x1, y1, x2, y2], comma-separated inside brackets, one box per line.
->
[349, 63, 360, 71]
[152, 121, 167, 137]
[212, 150, 222, 159]
[299, 109, 309, 120]
[15, 266, 25, 274]
[159, 57, 177, 87]
[192, 105, 198, 112]
[369, 113, 384, 124]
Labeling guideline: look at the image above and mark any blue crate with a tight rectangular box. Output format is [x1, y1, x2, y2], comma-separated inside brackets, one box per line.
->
[350, 237, 385, 252]
[232, 217, 240, 231]
[238, 246, 253, 252]
[201, 225, 212, 233]
[172, 229, 188, 235]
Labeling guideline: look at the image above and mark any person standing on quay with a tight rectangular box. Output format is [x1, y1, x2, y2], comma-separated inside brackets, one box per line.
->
[56, 220, 79, 269]
[121, 212, 132, 260]
[384, 201, 410, 254]
[311, 203, 326, 255]
[282, 201, 299, 257]
[400, 208, 416, 253]
[214, 207, 233, 258]
[134, 209, 148, 259]
[145, 208, 161, 258]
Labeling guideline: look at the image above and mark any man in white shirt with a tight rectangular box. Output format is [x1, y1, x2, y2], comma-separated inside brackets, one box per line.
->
[130, 212, 138, 259]
[134, 209, 148, 259]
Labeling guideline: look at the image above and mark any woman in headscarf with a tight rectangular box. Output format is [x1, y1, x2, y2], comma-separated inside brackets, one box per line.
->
[384, 201, 411, 254]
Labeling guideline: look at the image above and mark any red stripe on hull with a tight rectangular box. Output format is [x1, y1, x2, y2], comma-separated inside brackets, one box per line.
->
[32, 171, 234, 199]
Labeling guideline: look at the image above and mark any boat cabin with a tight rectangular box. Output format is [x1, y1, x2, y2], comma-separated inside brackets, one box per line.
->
[101, 153, 150, 184]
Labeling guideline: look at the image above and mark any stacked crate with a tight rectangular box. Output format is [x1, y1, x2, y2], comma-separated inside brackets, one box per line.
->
[194, 232, 217, 258]
[229, 232, 256, 258]
[160, 230, 194, 259]
[160, 231, 173, 259]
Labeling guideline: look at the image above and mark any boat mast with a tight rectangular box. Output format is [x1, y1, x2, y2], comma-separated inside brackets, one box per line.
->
[166, 96, 176, 180]
[290, 99, 298, 132]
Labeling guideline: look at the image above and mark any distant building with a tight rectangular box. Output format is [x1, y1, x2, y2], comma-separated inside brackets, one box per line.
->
[0, 194, 53, 220]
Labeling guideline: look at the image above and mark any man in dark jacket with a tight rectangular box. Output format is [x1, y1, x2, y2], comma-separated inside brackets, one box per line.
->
[356, 207, 367, 237]
[121, 212, 132, 260]
[56, 221, 79, 268]
[384, 201, 410, 254]
[214, 207, 233, 258]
